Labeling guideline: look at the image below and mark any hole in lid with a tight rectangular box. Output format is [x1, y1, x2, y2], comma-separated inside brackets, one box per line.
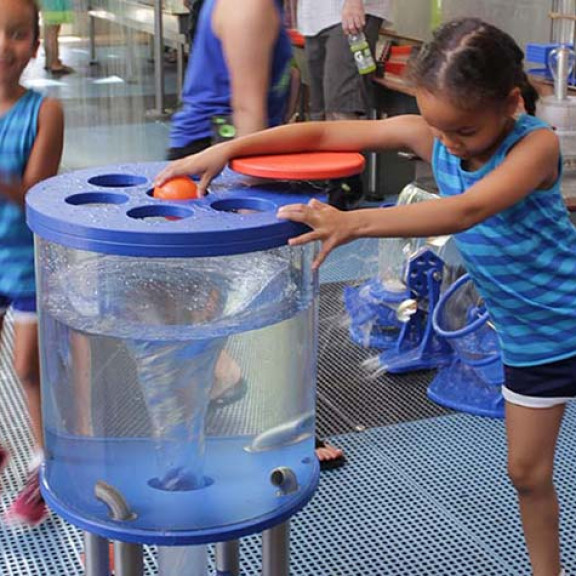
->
[88, 173, 148, 188]
[211, 197, 276, 215]
[127, 204, 194, 223]
[65, 192, 129, 206]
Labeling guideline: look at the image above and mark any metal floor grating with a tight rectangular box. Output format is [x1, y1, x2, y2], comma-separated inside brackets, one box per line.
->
[1, 239, 575, 575]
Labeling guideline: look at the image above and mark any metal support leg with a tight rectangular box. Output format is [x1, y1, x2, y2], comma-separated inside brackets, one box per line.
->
[176, 41, 185, 102]
[84, 532, 109, 576]
[261, 522, 290, 576]
[216, 540, 240, 576]
[367, 107, 379, 199]
[89, 14, 97, 65]
[125, 26, 136, 84]
[114, 541, 144, 576]
[146, 0, 169, 118]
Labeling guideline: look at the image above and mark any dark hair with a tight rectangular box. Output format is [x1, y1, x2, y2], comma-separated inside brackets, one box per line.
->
[408, 18, 539, 115]
[17, 0, 40, 44]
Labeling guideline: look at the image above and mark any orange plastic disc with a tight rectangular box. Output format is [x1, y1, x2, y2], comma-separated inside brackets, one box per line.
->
[230, 152, 365, 181]
[154, 176, 199, 200]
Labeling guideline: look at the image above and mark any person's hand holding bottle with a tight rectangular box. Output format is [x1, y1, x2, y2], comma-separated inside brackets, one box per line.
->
[341, 0, 366, 34]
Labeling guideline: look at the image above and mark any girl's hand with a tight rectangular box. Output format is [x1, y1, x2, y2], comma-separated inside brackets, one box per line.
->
[277, 198, 354, 269]
[154, 146, 229, 196]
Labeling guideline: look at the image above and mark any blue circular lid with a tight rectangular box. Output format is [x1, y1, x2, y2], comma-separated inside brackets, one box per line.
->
[26, 162, 327, 257]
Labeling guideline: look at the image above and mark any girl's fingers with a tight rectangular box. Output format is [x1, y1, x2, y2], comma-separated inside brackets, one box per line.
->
[312, 252, 327, 269]
[154, 168, 172, 187]
[277, 203, 310, 222]
[197, 172, 213, 196]
[154, 161, 186, 186]
[287, 230, 320, 246]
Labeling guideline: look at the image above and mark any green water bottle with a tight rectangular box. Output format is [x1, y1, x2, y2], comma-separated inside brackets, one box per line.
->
[348, 32, 377, 75]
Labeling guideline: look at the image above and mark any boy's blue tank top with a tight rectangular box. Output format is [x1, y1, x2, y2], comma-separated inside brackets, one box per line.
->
[433, 114, 576, 367]
[0, 90, 44, 297]
[170, 0, 292, 148]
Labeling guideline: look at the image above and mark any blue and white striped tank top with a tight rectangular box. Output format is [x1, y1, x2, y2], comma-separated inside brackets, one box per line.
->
[0, 90, 44, 297]
[433, 114, 576, 367]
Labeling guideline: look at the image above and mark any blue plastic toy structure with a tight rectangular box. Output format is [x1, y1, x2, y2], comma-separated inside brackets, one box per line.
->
[429, 273, 504, 418]
[344, 185, 460, 373]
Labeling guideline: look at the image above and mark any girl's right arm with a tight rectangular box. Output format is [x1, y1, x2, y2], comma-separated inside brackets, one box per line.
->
[0, 98, 64, 207]
[155, 114, 434, 194]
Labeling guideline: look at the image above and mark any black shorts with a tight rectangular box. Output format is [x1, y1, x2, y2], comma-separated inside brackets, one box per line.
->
[502, 354, 576, 408]
[166, 137, 212, 161]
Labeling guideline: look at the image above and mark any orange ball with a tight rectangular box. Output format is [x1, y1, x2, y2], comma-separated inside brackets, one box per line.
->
[154, 176, 199, 200]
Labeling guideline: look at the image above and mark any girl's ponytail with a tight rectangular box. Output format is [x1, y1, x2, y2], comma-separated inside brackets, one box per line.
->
[519, 72, 539, 116]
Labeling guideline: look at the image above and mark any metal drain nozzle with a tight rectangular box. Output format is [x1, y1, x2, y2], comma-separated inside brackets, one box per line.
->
[95, 480, 137, 521]
[270, 467, 299, 495]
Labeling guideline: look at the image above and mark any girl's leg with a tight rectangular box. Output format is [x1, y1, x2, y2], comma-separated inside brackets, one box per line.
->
[12, 319, 43, 449]
[506, 401, 565, 576]
[6, 317, 48, 526]
[0, 313, 8, 475]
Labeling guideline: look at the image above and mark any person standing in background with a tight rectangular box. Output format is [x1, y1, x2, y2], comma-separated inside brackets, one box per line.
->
[297, 0, 392, 208]
[40, 0, 74, 75]
[168, 0, 293, 159]
[167, 0, 345, 471]
[298, 0, 392, 121]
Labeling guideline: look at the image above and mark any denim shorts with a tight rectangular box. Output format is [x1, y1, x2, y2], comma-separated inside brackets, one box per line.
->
[0, 293, 37, 323]
[502, 354, 576, 408]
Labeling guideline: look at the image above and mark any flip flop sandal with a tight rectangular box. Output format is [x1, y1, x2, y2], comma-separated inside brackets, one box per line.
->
[50, 65, 75, 76]
[315, 437, 346, 471]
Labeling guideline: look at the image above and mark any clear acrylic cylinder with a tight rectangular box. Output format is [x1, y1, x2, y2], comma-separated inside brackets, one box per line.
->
[27, 163, 321, 547]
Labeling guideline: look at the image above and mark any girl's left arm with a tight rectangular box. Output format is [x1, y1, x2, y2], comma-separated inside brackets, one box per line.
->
[280, 128, 560, 268]
[0, 98, 64, 207]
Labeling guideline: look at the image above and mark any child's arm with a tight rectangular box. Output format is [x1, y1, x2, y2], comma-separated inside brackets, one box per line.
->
[155, 114, 434, 194]
[279, 127, 560, 268]
[0, 98, 64, 207]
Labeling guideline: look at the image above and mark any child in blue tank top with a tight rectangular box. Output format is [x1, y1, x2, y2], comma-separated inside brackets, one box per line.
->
[0, 0, 64, 527]
[158, 17, 573, 576]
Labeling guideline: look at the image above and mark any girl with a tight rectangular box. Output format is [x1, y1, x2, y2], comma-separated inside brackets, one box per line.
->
[0, 0, 64, 525]
[156, 18, 572, 576]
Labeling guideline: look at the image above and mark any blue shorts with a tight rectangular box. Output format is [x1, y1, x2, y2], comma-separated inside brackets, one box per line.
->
[502, 354, 576, 408]
[0, 293, 37, 323]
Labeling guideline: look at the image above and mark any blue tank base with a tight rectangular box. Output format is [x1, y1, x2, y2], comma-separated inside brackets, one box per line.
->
[40, 435, 320, 546]
[427, 359, 505, 419]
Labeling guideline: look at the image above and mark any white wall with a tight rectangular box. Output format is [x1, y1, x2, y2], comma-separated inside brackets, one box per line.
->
[392, 0, 551, 49]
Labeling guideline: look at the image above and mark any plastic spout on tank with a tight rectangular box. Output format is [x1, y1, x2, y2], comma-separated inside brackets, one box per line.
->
[549, 45, 576, 101]
[270, 467, 299, 495]
[247, 412, 314, 452]
[95, 480, 137, 521]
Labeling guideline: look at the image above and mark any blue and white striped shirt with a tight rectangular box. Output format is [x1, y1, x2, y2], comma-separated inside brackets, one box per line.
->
[0, 89, 43, 297]
[433, 114, 576, 367]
